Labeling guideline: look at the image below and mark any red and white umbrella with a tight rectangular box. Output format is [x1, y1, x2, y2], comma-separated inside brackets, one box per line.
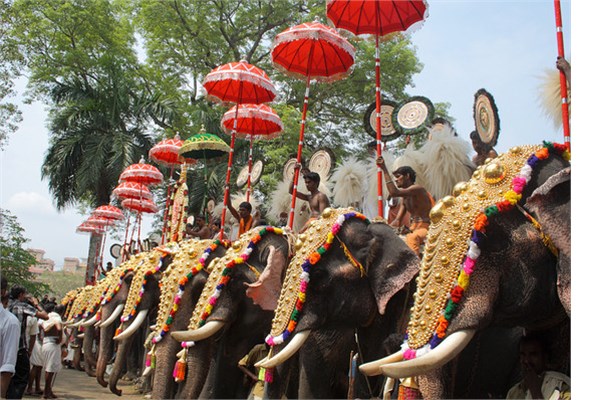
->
[76, 222, 104, 234]
[86, 215, 116, 227]
[121, 198, 159, 214]
[119, 157, 164, 186]
[327, 0, 428, 217]
[92, 205, 125, 221]
[203, 60, 277, 239]
[270, 21, 355, 228]
[112, 182, 153, 201]
[149, 134, 197, 169]
[221, 103, 283, 200]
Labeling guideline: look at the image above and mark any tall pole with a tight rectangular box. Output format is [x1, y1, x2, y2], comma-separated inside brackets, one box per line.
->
[288, 41, 315, 230]
[374, 33, 384, 218]
[554, 0, 570, 151]
[246, 136, 254, 201]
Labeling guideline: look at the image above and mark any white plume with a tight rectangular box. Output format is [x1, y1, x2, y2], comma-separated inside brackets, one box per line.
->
[537, 67, 570, 130]
[420, 125, 475, 200]
[330, 156, 368, 208]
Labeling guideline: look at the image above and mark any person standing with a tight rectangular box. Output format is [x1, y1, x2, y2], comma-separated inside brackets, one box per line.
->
[40, 304, 64, 400]
[6, 286, 48, 399]
[470, 130, 498, 167]
[26, 318, 44, 396]
[1, 275, 19, 399]
[226, 197, 256, 239]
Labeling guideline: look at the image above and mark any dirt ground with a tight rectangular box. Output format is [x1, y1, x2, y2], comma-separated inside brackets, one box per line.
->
[23, 366, 147, 400]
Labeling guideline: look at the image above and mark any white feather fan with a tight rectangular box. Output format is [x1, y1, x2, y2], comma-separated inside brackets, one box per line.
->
[537, 67, 571, 130]
[330, 156, 368, 207]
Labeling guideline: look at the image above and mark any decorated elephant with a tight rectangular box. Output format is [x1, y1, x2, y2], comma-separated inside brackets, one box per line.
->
[105, 248, 170, 395]
[170, 226, 293, 399]
[94, 251, 153, 388]
[255, 208, 421, 399]
[359, 143, 571, 398]
[143, 238, 228, 399]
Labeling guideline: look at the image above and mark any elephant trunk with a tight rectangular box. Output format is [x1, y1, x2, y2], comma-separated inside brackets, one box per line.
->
[256, 330, 311, 369]
[82, 326, 96, 377]
[114, 309, 148, 341]
[373, 329, 476, 379]
[96, 323, 116, 387]
[150, 336, 178, 399]
[170, 320, 225, 342]
[109, 338, 129, 396]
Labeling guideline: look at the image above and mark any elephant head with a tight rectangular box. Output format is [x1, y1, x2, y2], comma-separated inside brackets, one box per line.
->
[256, 208, 420, 398]
[170, 226, 293, 399]
[144, 238, 228, 400]
[361, 143, 570, 398]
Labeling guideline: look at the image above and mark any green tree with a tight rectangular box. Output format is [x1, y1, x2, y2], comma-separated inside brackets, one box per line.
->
[0, 209, 50, 297]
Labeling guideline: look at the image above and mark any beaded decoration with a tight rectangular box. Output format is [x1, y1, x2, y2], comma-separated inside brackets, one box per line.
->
[266, 208, 368, 346]
[167, 165, 189, 242]
[399, 142, 569, 359]
[114, 249, 163, 337]
[67, 285, 96, 322]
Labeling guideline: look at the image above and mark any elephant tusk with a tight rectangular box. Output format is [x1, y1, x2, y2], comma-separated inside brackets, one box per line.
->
[94, 319, 102, 328]
[379, 329, 476, 379]
[99, 304, 124, 328]
[80, 315, 98, 327]
[170, 321, 225, 343]
[255, 330, 311, 369]
[359, 349, 407, 376]
[113, 309, 148, 342]
[77, 333, 85, 339]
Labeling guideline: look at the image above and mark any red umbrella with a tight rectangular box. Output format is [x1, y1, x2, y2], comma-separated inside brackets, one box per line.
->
[76, 222, 104, 234]
[327, 0, 429, 218]
[92, 205, 125, 221]
[202, 60, 277, 239]
[149, 133, 197, 168]
[119, 157, 164, 186]
[112, 182, 153, 201]
[86, 215, 116, 227]
[270, 21, 355, 228]
[121, 198, 159, 214]
[221, 103, 283, 200]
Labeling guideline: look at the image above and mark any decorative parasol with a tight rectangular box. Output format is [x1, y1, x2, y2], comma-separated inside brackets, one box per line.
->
[202, 60, 277, 239]
[92, 205, 125, 221]
[76, 221, 104, 234]
[121, 198, 159, 214]
[178, 129, 230, 164]
[327, 0, 429, 218]
[221, 103, 283, 200]
[271, 21, 355, 228]
[112, 181, 153, 201]
[119, 156, 164, 186]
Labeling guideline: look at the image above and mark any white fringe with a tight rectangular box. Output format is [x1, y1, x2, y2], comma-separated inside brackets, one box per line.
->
[330, 156, 368, 208]
[537, 67, 571, 130]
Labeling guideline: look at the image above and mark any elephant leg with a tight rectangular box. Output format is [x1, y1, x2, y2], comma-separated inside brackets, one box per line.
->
[82, 327, 96, 377]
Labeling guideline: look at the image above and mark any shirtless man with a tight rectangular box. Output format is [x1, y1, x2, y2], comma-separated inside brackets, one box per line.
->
[376, 156, 433, 256]
[289, 168, 330, 219]
[185, 215, 212, 239]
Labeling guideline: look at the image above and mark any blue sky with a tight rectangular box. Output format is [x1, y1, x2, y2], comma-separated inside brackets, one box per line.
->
[0, 0, 577, 269]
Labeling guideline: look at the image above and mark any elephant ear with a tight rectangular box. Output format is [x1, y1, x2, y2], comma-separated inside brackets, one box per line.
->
[525, 166, 571, 315]
[367, 224, 421, 315]
[245, 245, 287, 311]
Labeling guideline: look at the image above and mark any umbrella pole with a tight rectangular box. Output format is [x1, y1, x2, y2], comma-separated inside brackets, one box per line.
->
[246, 135, 254, 201]
[99, 227, 107, 274]
[375, 34, 384, 218]
[554, 0, 570, 151]
[220, 105, 239, 240]
[122, 213, 131, 261]
[137, 211, 143, 252]
[161, 166, 175, 245]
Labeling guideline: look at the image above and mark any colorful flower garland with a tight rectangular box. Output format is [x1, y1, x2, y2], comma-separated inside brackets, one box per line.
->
[265, 211, 368, 346]
[398, 142, 569, 360]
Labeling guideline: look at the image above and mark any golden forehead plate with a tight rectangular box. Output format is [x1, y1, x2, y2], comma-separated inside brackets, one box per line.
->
[187, 229, 262, 329]
[408, 145, 541, 349]
[270, 207, 355, 338]
[121, 249, 163, 319]
[153, 240, 214, 333]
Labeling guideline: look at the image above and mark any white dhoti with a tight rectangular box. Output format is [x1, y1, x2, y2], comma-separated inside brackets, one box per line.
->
[30, 340, 44, 367]
[42, 337, 62, 373]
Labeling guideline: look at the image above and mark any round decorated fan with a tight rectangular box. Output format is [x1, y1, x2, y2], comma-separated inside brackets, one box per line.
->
[473, 88, 500, 147]
[363, 99, 400, 142]
[392, 95, 435, 138]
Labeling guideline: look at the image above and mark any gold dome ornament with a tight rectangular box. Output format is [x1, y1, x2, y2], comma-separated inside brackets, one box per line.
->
[483, 162, 505, 184]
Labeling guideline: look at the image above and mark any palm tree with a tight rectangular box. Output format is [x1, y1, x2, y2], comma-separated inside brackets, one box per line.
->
[41, 64, 174, 283]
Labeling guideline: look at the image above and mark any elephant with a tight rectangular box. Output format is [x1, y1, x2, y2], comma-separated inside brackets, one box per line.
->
[143, 239, 228, 400]
[359, 143, 571, 398]
[170, 226, 294, 399]
[255, 208, 421, 399]
[105, 248, 168, 395]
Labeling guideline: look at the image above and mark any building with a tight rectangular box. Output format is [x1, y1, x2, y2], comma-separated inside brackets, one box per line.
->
[62, 257, 87, 274]
[27, 248, 56, 274]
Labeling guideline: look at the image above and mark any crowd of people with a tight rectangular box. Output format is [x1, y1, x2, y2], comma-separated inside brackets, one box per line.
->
[1, 275, 67, 400]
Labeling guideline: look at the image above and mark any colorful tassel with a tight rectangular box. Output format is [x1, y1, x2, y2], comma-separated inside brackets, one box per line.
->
[173, 348, 187, 382]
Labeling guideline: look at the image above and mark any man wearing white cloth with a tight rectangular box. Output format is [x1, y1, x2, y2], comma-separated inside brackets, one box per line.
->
[41, 304, 64, 399]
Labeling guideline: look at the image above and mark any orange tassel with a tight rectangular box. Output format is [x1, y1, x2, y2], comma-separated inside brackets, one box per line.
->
[173, 348, 187, 382]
